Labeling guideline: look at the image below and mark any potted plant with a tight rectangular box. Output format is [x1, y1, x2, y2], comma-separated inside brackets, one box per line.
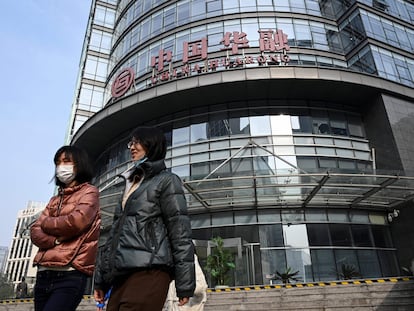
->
[338, 263, 361, 280]
[205, 236, 236, 287]
[272, 266, 300, 284]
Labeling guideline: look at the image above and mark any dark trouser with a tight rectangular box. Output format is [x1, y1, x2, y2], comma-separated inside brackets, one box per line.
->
[107, 269, 171, 311]
[34, 270, 87, 311]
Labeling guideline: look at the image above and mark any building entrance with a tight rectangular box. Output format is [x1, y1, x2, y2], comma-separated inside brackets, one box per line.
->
[194, 238, 262, 287]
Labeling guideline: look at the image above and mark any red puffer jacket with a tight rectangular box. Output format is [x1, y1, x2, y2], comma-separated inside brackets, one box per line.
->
[30, 183, 101, 276]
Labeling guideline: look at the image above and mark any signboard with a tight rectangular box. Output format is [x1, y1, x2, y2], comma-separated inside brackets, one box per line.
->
[150, 29, 290, 85]
[112, 29, 290, 97]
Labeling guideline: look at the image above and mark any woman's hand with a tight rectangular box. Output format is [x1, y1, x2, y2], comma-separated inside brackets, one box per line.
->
[94, 289, 105, 310]
[178, 297, 189, 306]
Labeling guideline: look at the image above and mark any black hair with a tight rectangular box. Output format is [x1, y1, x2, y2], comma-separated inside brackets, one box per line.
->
[130, 126, 167, 161]
[53, 145, 94, 187]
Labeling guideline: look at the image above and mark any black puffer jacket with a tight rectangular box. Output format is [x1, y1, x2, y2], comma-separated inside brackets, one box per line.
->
[94, 159, 195, 298]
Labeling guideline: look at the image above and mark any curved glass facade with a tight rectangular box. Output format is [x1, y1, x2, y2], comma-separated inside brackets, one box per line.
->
[95, 104, 371, 181]
[70, 0, 414, 287]
[94, 105, 399, 286]
[105, 1, 348, 103]
[97, 0, 414, 111]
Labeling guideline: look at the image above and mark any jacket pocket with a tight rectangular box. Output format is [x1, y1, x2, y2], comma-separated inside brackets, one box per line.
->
[145, 219, 158, 251]
[146, 218, 171, 265]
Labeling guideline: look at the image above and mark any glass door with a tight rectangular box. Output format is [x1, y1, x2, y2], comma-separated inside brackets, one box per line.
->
[194, 238, 262, 286]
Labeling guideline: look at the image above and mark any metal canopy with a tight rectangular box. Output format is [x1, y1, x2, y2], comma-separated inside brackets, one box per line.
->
[183, 172, 414, 212]
[182, 140, 414, 212]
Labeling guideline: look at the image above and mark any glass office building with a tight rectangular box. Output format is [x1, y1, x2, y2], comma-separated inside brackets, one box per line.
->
[70, 0, 414, 286]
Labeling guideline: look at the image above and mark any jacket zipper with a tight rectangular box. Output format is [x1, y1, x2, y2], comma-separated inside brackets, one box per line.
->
[57, 189, 64, 215]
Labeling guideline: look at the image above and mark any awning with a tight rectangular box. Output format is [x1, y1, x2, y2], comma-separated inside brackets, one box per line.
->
[183, 171, 414, 211]
[182, 140, 414, 212]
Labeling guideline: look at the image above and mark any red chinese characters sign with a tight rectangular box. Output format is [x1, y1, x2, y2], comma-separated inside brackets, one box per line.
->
[112, 29, 290, 97]
[150, 29, 290, 85]
[259, 29, 290, 52]
[221, 31, 250, 54]
[183, 38, 208, 64]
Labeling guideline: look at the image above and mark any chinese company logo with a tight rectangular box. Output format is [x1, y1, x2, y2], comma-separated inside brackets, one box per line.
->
[150, 29, 290, 85]
[111, 68, 135, 98]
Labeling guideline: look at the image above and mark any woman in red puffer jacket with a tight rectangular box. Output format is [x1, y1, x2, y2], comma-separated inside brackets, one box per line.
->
[30, 145, 101, 311]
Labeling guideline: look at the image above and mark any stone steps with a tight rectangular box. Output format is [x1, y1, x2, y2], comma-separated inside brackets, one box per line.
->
[0, 277, 413, 311]
[203, 278, 414, 311]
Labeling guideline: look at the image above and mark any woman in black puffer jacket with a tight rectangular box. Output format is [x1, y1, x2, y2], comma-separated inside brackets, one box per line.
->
[94, 126, 195, 311]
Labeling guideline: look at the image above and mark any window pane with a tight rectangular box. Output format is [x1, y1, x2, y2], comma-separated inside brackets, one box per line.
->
[171, 164, 189, 177]
[371, 225, 393, 247]
[357, 250, 381, 278]
[281, 210, 304, 223]
[212, 212, 233, 225]
[328, 211, 348, 222]
[259, 224, 284, 247]
[229, 117, 250, 135]
[191, 123, 207, 143]
[191, 162, 210, 177]
[261, 249, 286, 283]
[286, 248, 310, 282]
[191, 214, 210, 227]
[377, 250, 398, 277]
[369, 214, 386, 224]
[250, 116, 271, 136]
[283, 224, 308, 248]
[311, 249, 336, 281]
[352, 225, 373, 247]
[334, 249, 359, 278]
[258, 210, 281, 223]
[172, 127, 190, 146]
[305, 210, 327, 221]
[235, 211, 256, 224]
[338, 159, 356, 170]
[330, 224, 352, 246]
[271, 115, 292, 135]
[307, 224, 330, 246]
[319, 158, 336, 168]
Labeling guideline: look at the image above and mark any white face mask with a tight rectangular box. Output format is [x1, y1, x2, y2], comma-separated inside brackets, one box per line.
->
[56, 165, 76, 185]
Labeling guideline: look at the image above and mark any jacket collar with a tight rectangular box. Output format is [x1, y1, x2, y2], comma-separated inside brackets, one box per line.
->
[59, 182, 88, 195]
[139, 159, 166, 178]
[124, 159, 166, 181]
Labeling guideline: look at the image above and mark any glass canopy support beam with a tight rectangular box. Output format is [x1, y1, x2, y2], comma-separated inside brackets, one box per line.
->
[302, 172, 330, 208]
[182, 182, 211, 209]
[248, 140, 310, 175]
[350, 177, 398, 207]
[196, 141, 252, 186]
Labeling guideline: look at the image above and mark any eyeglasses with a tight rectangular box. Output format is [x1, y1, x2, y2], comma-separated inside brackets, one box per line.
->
[127, 140, 140, 149]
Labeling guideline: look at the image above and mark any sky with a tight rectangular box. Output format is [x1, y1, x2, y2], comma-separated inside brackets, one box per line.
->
[0, 1, 91, 247]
